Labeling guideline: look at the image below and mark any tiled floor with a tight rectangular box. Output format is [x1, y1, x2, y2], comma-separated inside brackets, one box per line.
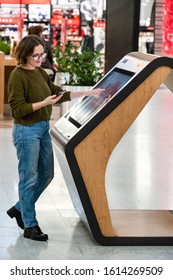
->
[1, 86, 173, 260]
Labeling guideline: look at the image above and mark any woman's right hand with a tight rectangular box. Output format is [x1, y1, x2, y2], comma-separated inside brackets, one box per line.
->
[32, 94, 63, 111]
[44, 94, 63, 105]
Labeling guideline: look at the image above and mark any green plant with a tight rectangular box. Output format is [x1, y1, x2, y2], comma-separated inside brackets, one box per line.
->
[53, 42, 104, 86]
[0, 39, 10, 55]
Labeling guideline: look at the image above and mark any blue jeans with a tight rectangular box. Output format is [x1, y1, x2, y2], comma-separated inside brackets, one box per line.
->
[12, 121, 54, 228]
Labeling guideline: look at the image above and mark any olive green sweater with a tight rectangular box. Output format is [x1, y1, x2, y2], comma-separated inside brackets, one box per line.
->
[8, 66, 71, 125]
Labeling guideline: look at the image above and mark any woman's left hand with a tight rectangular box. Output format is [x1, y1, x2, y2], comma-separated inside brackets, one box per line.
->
[70, 88, 105, 100]
[85, 88, 105, 96]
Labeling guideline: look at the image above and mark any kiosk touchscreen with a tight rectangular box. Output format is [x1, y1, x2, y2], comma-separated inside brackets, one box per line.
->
[51, 52, 173, 245]
[67, 68, 134, 128]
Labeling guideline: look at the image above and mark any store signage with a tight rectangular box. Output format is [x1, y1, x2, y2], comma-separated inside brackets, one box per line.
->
[61, 18, 67, 51]
[50, 17, 80, 27]
[0, 0, 50, 3]
[0, 0, 19, 3]
[93, 20, 105, 54]
[22, 0, 51, 3]
[0, 17, 18, 24]
[163, 0, 173, 55]
[93, 21, 105, 28]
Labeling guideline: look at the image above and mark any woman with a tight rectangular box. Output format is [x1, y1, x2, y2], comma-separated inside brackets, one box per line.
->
[7, 35, 104, 241]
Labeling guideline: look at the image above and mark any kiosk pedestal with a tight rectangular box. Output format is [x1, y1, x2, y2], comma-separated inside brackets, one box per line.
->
[51, 52, 173, 245]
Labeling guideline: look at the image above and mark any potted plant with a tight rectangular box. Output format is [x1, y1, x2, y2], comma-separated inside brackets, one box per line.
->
[0, 39, 10, 55]
[53, 42, 104, 116]
[53, 42, 104, 86]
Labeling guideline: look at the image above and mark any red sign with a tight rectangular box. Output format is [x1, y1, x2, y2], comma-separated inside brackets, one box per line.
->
[93, 21, 105, 28]
[0, 0, 50, 3]
[51, 17, 80, 27]
[0, 17, 18, 24]
[61, 18, 67, 51]
[163, 0, 173, 55]
[22, 0, 51, 3]
[18, 17, 24, 41]
[0, 0, 20, 3]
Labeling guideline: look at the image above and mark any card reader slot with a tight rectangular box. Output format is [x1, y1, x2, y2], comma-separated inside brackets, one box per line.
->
[68, 116, 81, 128]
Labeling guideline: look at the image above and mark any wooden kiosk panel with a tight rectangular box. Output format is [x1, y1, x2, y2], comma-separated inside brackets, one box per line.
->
[51, 52, 173, 245]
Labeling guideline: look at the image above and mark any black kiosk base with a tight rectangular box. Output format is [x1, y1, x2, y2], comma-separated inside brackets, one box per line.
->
[51, 52, 173, 246]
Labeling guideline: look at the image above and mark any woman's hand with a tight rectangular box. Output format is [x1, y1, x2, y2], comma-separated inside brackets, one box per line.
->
[70, 88, 105, 99]
[85, 88, 105, 96]
[32, 94, 63, 111]
[44, 94, 63, 105]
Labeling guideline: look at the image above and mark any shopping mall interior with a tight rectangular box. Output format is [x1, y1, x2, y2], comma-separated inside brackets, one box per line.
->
[1, 0, 173, 260]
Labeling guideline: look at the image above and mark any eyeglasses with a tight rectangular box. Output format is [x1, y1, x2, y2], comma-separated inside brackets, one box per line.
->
[31, 52, 47, 61]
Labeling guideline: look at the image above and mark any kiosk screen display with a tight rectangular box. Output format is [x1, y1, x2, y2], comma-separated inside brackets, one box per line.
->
[67, 68, 134, 127]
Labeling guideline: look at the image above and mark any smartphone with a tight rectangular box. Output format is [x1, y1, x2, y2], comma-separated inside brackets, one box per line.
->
[56, 90, 66, 96]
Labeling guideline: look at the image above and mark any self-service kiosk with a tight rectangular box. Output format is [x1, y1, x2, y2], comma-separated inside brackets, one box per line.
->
[50, 52, 173, 245]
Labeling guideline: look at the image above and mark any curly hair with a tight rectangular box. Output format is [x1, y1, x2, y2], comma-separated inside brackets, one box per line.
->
[15, 34, 45, 65]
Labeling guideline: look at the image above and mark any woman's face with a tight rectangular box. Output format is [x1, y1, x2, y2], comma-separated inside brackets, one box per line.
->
[26, 44, 46, 68]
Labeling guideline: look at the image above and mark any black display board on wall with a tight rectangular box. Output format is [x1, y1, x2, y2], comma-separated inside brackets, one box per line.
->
[105, 0, 140, 73]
